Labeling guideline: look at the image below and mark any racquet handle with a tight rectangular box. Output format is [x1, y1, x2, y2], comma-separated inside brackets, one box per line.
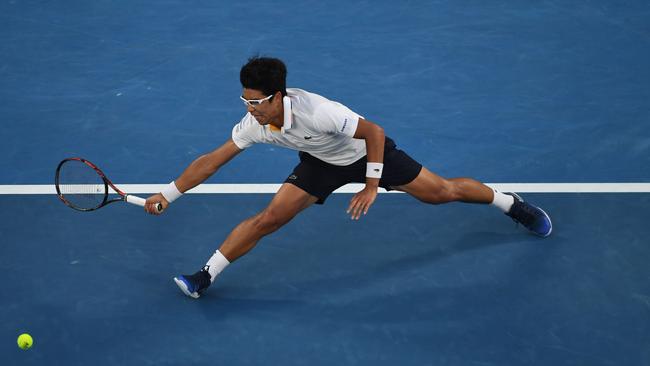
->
[126, 195, 163, 212]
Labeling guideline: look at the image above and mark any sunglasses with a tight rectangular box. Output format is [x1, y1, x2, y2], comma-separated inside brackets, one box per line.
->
[239, 94, 274, 107]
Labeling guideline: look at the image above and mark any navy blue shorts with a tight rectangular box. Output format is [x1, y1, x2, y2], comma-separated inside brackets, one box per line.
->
[284, 137, 423, 204]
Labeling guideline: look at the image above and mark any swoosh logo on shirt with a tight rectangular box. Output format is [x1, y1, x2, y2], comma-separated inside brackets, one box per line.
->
[304, 136, 312, 140]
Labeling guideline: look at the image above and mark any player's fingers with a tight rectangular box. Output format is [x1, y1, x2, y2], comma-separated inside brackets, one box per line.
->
[347, 195, 359, 213]
[349, 200, 359, 219]
[146, 203, 159, 215]
[356, 204, 367, 219]
[355, 198, 367, 218]
[363, 201, 372, 215]
[353, 201, 366, 220]
[362, 196, 375, 215]
[358, 195, 372, 218]
[359, 201, 370, 217]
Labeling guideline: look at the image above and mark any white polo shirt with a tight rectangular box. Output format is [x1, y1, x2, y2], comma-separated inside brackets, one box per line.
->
[231, 88, 367, 166]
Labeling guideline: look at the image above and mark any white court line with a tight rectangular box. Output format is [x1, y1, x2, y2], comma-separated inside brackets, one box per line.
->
[1, 183, 650, 194]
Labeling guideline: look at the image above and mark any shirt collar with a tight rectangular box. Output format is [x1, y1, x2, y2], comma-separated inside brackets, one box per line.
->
[281, 95, 292, 133]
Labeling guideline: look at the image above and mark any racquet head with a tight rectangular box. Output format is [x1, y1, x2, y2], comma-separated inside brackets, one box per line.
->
[55, 158, 117, 211]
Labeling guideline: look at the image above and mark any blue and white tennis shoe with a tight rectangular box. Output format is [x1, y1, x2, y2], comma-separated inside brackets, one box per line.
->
[174, 269, 212, 299]
[505, 193, 553, 237]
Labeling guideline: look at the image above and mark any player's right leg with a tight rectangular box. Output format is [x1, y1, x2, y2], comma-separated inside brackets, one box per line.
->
[218, 183, 318, 261]
[174, 183, 318, 298]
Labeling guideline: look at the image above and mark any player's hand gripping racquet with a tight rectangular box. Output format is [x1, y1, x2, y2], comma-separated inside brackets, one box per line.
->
[55, 157, 162, 212]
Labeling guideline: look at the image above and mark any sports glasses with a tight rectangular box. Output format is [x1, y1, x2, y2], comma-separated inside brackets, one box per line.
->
[240, 94, 274, 107]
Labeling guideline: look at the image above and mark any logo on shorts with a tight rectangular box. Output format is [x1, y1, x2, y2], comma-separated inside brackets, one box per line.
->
[288, 174, 298, 180]
[304, 136, 312, 140]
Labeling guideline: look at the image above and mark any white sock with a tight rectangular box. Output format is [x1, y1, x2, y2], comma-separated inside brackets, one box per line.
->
[491, 189, 515, 213]
[204, 250, 230, 283]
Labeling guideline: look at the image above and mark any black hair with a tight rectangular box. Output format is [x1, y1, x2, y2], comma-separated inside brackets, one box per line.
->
[240, 56, 287, 97]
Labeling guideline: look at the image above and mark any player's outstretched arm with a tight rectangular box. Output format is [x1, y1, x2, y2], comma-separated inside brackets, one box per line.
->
[145, 139, 243, 214]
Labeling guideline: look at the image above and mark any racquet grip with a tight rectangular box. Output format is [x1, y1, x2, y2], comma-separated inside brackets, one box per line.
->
[126, 195, 163, 212]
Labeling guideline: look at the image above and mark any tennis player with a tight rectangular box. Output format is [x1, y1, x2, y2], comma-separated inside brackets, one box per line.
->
[145, 57, 552, 299]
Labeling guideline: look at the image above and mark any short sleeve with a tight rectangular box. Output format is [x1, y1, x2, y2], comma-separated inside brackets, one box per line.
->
[313, 101, 361, 137]
[231, 114, 260, 149]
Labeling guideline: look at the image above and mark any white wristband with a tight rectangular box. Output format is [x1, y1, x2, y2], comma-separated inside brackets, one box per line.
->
[161, 181, 182, 203]
[366, 162, 384, 179]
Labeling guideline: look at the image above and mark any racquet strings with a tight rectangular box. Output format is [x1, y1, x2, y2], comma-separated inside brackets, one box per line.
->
[58, 159, 107, 210]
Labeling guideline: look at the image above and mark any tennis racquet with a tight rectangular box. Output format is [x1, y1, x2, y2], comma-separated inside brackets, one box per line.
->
[55, 157, 162, 212]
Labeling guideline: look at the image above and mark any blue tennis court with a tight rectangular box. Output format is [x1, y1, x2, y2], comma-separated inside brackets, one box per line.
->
[2, 1, 649, 365]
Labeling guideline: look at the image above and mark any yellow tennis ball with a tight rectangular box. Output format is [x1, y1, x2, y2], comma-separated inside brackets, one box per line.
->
[17, 333, 33, 350]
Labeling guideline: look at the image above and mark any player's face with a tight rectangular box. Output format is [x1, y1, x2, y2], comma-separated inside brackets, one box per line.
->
[241, 88, 282, 125]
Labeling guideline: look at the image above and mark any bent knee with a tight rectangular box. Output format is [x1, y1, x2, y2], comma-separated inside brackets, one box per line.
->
[252, 208, 292, 234]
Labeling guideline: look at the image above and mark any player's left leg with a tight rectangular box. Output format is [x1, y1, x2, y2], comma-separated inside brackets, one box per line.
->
[391, 167, 494, 204]
[392, 167, 552, 237]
